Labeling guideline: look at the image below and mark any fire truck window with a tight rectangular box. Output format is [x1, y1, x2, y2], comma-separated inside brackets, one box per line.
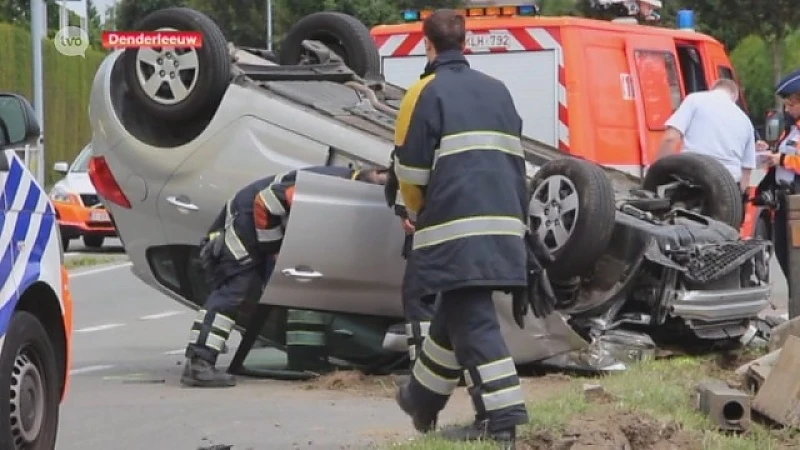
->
[634, 50, 682, 131]
[676, 45, 708, 93]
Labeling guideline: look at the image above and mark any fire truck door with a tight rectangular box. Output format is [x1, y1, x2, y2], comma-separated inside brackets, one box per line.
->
[624, 36, 683, 172]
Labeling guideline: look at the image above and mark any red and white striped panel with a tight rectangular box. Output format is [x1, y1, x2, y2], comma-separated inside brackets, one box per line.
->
[376, 27, 570, 152]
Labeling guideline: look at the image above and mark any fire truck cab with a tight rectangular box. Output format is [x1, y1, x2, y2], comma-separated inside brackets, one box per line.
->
[370, 1, 763, 237]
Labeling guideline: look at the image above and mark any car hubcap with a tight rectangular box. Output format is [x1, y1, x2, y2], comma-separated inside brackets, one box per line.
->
[9, 349, 46, 449]
[529, 175, 579, 252]
[134, 27, 200, 105]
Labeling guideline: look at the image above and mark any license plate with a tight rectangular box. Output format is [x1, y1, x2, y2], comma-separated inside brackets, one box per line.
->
[466, 31, 511, 51]
[90, 210, 110, 222]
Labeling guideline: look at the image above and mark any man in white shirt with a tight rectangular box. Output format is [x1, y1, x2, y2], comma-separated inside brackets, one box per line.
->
[656, 78, 757, 192]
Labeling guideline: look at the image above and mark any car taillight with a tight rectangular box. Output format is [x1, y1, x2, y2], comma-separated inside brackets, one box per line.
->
[88, 156, 131, 209]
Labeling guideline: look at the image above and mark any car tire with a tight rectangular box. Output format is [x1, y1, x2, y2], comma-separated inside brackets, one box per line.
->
[61, 235, 69, 253]
[643, 153, 744, 229]
[528, 158, 617, 278]
[83, 236, 104, 249]
[122, 7, 232, 122]
[279, 12, 381, 79]
[0, 312, 60, 450]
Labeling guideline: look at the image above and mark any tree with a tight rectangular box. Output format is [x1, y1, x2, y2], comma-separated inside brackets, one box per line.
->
[680, 0, 800, 104]
[184, 0, 266, 47]
[114, 0, 186, 31]
[85, 0, 102, 46]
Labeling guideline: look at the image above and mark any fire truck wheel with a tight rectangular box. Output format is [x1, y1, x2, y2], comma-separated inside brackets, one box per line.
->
[279, 12, 381, 79]
[643, 153, 744, 229]
[528, 158, 616, 278]
[0, 312, 60, 450]
[122, 7, 231, 122]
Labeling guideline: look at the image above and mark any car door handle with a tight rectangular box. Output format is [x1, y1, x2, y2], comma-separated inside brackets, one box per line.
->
[166, 196, 198, 211]
[281, 267, 323, 281]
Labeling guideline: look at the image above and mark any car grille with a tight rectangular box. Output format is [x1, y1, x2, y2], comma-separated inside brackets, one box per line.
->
[80, 194, 101, 207]
[679, 240, 771, 284]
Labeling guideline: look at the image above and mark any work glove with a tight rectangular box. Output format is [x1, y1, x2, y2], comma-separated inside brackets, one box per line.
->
[198, 231, 224, 277]
[512, 232, 558, 328]
[384, 153, 399, 208]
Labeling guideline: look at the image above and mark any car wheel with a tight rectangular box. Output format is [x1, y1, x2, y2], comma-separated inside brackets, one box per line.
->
[83, 236, 104, 249]
[279, 12, 381, 79]
[0, 312, 60, 450]
[122, 7, 232, 122]
[528, 158, 616, 278]
[643, 153, 743, 229]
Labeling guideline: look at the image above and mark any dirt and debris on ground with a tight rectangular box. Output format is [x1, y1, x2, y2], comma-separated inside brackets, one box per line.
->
[302, 370, 397, 397]
[524, 410, 697, 450]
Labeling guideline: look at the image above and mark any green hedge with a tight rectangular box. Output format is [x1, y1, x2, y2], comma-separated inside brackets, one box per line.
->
[0, 23, 106, 185]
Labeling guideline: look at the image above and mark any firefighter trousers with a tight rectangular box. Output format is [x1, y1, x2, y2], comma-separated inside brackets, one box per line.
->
[185, 255, 276, 364]
[406, 286, 529, 431]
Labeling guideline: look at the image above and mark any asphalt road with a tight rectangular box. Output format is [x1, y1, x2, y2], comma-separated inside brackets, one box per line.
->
[56, 262, 480, 450]
[55, 247, 791, 450]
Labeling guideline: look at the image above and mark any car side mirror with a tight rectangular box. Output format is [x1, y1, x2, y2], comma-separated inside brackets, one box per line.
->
[765, 114, 784, 143]
[0, 93, 41, 150]
[53, 161, 69, 174]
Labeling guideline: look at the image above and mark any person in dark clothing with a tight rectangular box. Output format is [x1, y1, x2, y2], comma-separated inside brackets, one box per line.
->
[385, 60, 439, 369]
[181, 165, 389, 388]
[390, 9, 554, 447]
[755, 68, 800, 288]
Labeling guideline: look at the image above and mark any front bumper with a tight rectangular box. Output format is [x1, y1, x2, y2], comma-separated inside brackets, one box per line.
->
[671, 286, 771, 322]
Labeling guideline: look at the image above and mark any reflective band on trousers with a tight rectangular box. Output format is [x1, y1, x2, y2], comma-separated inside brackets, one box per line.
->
[409, 344, 418, 361]
[193, 310, 235, 335]
[223, 200, 249, 260]
[419, 336, 460, 371]
[433, 131, 524, 168]
[287, 310, 328, 325]
[482, 385, 525, 412]
[256, 227, 283, 243]
[412, 358, 460, 395]
[189, 329, 226, 352]
[477, 357, 516, 384]
[405, 321, 430, 338]
[286, 331, 326, 346]
[413, 216, 526, 250]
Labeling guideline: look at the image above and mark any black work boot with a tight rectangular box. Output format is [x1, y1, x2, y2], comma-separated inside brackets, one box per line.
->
[395, 382, 438, 433]
[180, 357, 236, 388]
[439, 419, 516, 449]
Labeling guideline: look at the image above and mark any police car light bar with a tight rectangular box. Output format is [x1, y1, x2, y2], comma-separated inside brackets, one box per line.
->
[401, 3, 539, 22]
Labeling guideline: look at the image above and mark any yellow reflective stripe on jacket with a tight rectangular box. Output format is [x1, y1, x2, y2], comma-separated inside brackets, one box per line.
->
[256, 226, 283, 243]
[399, 184, 425, 216]
[433, 131, 524, 168]
[223, 200, 249, 260]
[395, 155, 431, 185]
[258, 188, 286, 217]
[413, 216, 526, 250]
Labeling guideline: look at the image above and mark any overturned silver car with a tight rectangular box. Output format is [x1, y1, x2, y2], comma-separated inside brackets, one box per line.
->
[86, 7, 772, 375]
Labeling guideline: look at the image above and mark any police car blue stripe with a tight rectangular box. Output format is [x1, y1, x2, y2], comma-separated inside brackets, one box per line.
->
[0, 186, 41, 303]
[0, 212, 53, 336]
[1, 158, 24, 210]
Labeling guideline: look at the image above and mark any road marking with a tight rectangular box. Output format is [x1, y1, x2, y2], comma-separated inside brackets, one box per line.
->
[70, 364, 115, 375]
[163, 349, 186, 355]
[140, 311, 184, 321]
[70, 261, 133, 278]
[75, 323, 125, 333]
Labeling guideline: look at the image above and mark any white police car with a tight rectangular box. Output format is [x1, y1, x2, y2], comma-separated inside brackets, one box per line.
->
[0, 93, 72, 449]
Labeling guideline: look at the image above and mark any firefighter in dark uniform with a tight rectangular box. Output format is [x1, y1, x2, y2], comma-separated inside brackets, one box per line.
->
[758, 68, 800, 289]
[391, 9, 556, 447]
[181, 165, 389, 388]
[385, 60, 439, 368]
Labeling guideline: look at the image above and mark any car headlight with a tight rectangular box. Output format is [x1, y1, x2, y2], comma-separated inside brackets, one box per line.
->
[49, 187, 72, 203]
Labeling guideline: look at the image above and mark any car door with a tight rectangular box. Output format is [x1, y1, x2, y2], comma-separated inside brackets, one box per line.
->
[260, 170, 406, 318]
[157, 118, 330, 245]
[625, 35, 683, 170]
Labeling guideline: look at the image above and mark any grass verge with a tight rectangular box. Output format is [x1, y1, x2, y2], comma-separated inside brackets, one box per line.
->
[389, 351, 800, 450]
[65, 255, 125, 270]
